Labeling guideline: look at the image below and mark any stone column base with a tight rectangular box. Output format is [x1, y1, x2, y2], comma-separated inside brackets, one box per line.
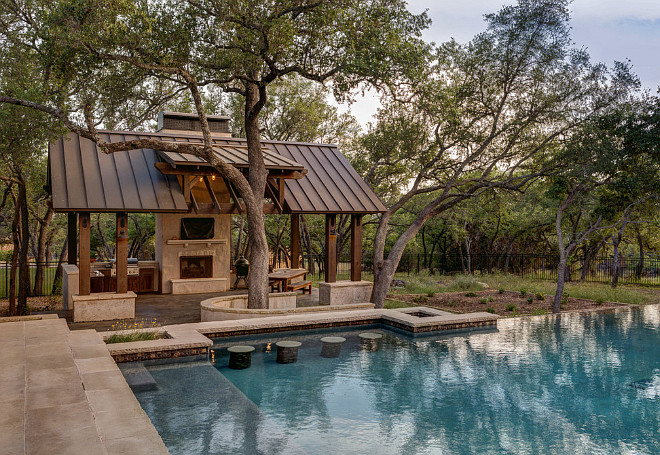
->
[72, 291, 136, 322]
[61, 264, 79, 311]
[319, 280, 373, 306]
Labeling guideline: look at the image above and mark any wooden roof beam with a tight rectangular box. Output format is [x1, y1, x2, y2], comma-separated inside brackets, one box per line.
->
[203, 176, 222, 213]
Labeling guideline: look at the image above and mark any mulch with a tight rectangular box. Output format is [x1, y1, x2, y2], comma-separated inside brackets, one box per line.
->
[389, 290, 627, 317]
[0, 296, 63, 317]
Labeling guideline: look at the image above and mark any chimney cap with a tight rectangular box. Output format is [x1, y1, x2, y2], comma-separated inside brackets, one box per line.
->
[157, 111, 232, 135]
[158, 111, 231, 122]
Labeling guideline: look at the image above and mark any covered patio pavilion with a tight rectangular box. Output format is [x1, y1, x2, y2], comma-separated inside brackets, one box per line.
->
[47, 111, 385, 326]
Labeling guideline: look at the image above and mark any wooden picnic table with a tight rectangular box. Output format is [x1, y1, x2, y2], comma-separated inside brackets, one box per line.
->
[268, 268, 310, 293]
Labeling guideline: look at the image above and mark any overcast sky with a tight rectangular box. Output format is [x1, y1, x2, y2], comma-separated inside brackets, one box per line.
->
[340, 0, 660, 127]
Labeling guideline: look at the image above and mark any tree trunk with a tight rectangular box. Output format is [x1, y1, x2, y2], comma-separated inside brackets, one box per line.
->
[244, 79, 269, 309]
[371, 206, 433, 308]
[235, 215, 246, 261]
[17, 172, 30, 314]
[611, 235, 621, 288]
[301, 215, 315, 274]
[51, 238, 68, 295]
[636, 230, 644, 279]
[33, 206, 54, 296]
[553, 201, 569, 314]
[8, 189, 20, 316]
[553, 251, 568, 313]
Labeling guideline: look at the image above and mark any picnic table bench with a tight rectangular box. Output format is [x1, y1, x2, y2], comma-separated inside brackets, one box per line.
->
[268, 269, 312, 294]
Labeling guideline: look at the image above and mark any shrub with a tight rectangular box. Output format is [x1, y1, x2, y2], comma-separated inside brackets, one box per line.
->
[526, 296, 534, 303]
[412, 295, 429, 304]
[105, 331, 161, 344]
[506, 303, 517, 312]
[479, 298, 488, 304]
[561, 293, 570, 305]
[530, 308, 549, 316]
[486, 307, 496, 314]
[487, 297, 495, 303]
[448, 300, 456, 307]
[519, 288, 527, 297]
[535, 292, 546, 301]
[498, 288, 505, 294]
[595, 297, 605, 305]
[427, 291, 436, 298]
[465, 292, 478, 297]
[451, 275, 484, 291]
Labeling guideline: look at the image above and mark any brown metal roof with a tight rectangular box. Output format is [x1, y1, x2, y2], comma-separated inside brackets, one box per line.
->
[48, 132, 189, 212]
[48, 130, 386, 214]
[211, 138, 387, 214]
[159, 145, 304, 170]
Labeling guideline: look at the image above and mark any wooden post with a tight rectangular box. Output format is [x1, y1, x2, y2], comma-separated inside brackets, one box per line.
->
[350, 214, 362, 282]
[78, 212, 91, 295]
[116, 212, 128, 294]
[291, 213, 300, 269]
[67, 212, 77, 265]
[325, 214, 337, 283]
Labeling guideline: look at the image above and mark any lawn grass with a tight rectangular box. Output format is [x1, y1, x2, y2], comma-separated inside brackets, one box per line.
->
[387, 272, 658, 306]
[0, 265, 58, 297]
[310, 268, 658, 306]
[384, 298, 417, 309]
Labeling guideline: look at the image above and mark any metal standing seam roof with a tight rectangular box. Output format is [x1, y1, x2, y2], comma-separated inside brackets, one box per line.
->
[47, 130, 386, 214]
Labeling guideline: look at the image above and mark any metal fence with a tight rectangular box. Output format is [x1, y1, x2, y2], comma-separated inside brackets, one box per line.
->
[0, 261, 61, 299]
[7, 252, 656, 299]
[300, 252, 660, 286]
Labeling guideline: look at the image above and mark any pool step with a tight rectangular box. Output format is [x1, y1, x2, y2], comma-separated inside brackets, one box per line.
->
[119, 362, 158, 392]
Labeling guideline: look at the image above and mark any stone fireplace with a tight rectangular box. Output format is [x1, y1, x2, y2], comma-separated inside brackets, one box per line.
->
[180, 256, 213, 279]
[155, 213, 231, 294]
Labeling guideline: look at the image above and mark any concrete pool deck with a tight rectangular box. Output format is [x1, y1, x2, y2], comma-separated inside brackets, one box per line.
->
[0, 315, 168, 455]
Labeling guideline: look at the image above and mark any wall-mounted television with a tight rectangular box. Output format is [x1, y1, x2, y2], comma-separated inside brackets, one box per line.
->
[181, 218, 214, 240]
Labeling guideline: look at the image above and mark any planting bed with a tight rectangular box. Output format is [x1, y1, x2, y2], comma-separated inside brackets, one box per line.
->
[390, 290, 628, 316]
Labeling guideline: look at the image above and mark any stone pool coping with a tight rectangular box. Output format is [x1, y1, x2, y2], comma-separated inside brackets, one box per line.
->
[106, 306, 499, 362]
[0, 315, 168, 455]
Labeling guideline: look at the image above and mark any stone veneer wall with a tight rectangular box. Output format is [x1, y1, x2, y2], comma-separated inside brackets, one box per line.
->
[155, 213, 231, 294]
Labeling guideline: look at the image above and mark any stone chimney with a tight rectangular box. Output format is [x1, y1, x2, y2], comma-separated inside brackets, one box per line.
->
[157, 111, 232, 137]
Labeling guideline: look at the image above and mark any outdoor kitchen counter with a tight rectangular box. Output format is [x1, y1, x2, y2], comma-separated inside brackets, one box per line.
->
[90, 261, 158, 293]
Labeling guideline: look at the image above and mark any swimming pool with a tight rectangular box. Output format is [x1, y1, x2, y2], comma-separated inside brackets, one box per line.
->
[133, 306, 660, 454]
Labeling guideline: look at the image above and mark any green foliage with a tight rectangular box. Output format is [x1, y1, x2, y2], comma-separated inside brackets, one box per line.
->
[519, 288, 528, 297]
[411, 295, 428, 304]
[384, 299, 413, 309]
[498, 288, 505, 294]
[535, 293, 546, 301]
[479, 298, 488, 304]
[526, 296, 534, 303]
[486, 307, 496, 314]
[449, 275, 485, 292]
[506, 304, 517, 312]
[105, 331, 161, 344]
[464, 292, 478, 297]
[530, 309, 549, 316]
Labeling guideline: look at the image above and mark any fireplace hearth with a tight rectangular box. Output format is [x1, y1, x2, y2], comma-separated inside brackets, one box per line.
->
[180, 256, 213, 279]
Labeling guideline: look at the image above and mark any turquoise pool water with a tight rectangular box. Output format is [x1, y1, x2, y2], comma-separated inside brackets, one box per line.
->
[133, 306, 660, 454]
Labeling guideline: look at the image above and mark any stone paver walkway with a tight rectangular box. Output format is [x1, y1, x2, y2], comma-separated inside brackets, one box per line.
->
[0, 315, 168, 455]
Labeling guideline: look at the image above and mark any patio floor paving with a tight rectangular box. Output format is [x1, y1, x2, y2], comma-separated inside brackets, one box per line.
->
[0, 315, 168, 455]
[53, 288, 320, 332]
